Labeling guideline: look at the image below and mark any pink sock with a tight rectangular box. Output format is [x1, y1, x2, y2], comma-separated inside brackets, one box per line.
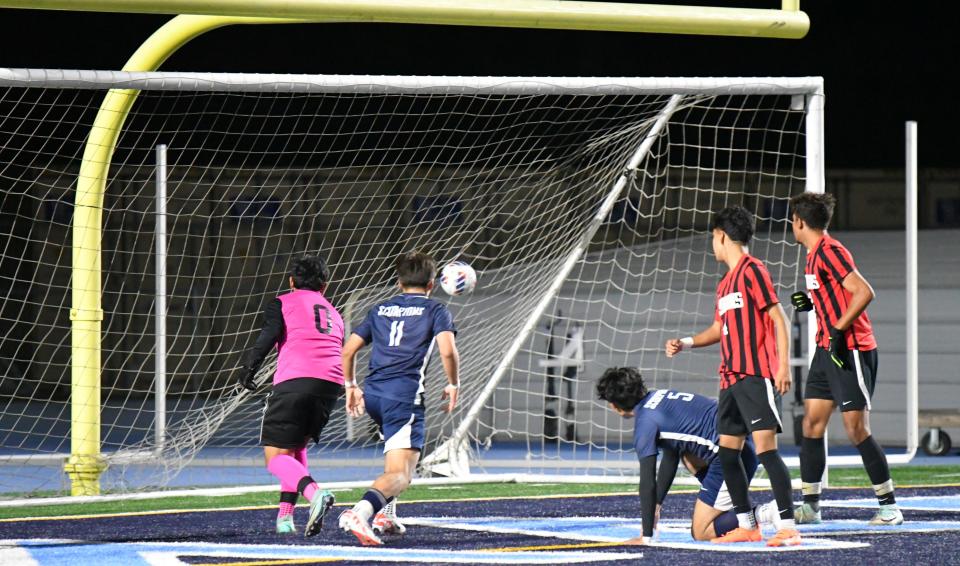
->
[295, 446, 308, 467]
[278, 502, 295, 519]
[268, 455, 318, 502]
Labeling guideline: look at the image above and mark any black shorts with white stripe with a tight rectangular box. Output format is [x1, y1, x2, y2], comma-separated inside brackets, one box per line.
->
[804, 347, 878, 412]
[717, 374, 784, 436]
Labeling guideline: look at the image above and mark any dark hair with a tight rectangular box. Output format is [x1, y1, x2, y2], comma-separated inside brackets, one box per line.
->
[396, 251, 437, 288]
[789, 192, 836, 230]
[596, 367, 649, 412]
[709, 205, 755, 244]
[289, 255, 330, 291]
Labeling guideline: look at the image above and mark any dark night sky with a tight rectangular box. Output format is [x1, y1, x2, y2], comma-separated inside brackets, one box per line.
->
[0, 2, 954, 169]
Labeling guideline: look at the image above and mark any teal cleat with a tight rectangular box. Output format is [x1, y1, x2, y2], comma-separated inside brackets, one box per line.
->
[276, 514, 296, 534]
[304, 490, 336, 537]
[869, 505, 904, 525]
[794, 502, 822, 524]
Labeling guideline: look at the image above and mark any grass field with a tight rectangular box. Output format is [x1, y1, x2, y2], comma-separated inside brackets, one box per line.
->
[2, 464, 957, 521]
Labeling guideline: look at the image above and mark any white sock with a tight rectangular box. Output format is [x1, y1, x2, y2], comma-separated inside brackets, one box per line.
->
[353, 499, 375, 522]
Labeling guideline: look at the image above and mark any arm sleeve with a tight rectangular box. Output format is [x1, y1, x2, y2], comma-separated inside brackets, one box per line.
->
[747, 263, 779, 311]
[656, 446, 681, 505]
[432, 304, 457, 336]
[243, 299, 284, 373]
[638, 454, 658, 538]
[352, 309, 375, 344]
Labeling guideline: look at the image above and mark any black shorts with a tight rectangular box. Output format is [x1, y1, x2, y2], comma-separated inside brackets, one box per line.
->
[260, 378, 341, 449]
[804, 347, 878, 412]
[717, 375, 783, 436]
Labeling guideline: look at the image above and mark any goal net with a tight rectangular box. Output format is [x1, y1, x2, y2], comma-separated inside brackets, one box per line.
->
[0, 70, 832, 495]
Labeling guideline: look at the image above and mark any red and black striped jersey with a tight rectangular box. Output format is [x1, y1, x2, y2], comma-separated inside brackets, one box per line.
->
[805, 234, 877, 351]
[714, 254, 780, 389]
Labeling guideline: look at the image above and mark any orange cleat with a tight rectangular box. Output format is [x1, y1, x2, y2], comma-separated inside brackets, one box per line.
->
[766, 527, 801, 547]
[711, 527, 762, 543]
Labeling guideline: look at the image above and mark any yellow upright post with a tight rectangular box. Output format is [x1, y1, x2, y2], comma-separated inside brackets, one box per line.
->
[65, 14, 305, 495]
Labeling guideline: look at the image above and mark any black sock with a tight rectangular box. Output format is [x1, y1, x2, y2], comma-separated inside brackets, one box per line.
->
[856, 435, 896, 505]
[719, 446, 756, 528]
[713, 510, 740, 537]
[758, 449, 795, 522]
[361, 488, 388, 515]
[800, 436, 825, 510]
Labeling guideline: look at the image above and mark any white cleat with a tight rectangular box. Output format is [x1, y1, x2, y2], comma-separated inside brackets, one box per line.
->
[372, 510, 407, 536]
[339, 509, 384, 546]
[869, 505, 904, 526]
[754, 501, 783, 531]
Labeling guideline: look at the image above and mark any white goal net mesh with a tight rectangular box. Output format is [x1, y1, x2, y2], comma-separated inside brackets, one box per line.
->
[0, 71, 818, 494]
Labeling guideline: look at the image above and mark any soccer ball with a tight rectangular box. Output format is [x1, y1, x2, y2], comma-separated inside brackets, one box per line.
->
[439, 261, 477, 296]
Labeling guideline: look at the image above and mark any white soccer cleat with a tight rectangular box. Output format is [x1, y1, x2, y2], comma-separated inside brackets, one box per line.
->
[372, 510, 407, 536]
[869, 505, 904, 526]
[754, 501, 783, 530]
[339, 509, 384, 546]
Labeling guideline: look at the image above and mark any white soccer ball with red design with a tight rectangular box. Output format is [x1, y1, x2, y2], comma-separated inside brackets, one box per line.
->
[439, 261, 477, 296]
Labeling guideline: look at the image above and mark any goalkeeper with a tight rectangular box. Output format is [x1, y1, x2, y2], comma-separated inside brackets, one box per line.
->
[240, 255, 343, 537]
[597, 367, 782, 543]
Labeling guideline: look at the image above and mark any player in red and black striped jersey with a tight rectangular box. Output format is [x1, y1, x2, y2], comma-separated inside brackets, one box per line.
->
[789, 192, 902, 526]
[665, 206, 799, 547]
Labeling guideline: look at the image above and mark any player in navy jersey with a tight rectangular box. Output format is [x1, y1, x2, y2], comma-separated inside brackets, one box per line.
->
[339, 251, 460, 545]
[240, 255, 342, 536]
[666, 206, 800, 547]
[789, 192, 902, 525]
[597, 367, 779, 543]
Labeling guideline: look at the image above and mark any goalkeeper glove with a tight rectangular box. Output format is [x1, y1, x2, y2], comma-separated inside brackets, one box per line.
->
[239, 367, 259, 391]
[790, 291, 814, 312]
[827, 326, 847, 368]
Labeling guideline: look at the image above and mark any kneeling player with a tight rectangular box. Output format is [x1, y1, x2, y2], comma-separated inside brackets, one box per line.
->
[597, 367, 774, 542]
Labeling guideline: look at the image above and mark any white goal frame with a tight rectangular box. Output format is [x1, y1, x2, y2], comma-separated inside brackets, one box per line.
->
[0, 70, 917, 490]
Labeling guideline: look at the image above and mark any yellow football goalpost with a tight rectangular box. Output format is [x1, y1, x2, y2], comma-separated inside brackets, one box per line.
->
[0, 0, 809, 495]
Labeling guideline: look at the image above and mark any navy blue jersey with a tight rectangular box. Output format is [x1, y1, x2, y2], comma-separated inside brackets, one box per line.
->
[633, 389, 720, 464]
[353, 293, 456, 403]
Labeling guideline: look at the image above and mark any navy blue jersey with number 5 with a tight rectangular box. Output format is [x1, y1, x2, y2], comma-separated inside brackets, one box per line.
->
[353, 293, 457, 404]
[633, 389, 721, 464]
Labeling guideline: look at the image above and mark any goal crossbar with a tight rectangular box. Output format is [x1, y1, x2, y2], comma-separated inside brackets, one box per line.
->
[0, 1, 810, 39]
[0, 69, 824, 95]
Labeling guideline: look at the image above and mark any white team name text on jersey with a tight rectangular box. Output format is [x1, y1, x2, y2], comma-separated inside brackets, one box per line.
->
[378, 305, 425, 317]
[717, 292, 744, 316]
[642, 389, 667, 410]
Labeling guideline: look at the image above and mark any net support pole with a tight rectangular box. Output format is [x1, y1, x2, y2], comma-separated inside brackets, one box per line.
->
[904, 121, 919, 461]
[782, 86, 828, 482]
[422, 94, 684, 477]
[154, 144, 168, 453]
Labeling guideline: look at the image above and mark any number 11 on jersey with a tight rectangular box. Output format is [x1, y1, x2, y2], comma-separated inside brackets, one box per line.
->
[389, 320, 405, 347]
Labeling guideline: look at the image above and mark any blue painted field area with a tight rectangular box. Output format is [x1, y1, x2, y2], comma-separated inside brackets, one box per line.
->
[2, 486, 960, 565]
[822, 494, 960, 512]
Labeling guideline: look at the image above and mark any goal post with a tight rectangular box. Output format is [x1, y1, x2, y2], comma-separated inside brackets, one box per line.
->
[0, 1, 810, 39]
[0, 70, 917, 498]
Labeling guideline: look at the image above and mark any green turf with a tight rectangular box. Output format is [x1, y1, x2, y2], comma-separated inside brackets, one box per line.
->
[2, 465, 957, 521]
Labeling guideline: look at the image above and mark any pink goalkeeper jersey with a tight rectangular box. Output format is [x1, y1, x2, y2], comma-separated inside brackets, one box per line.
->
[274, 289, 345, 385]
